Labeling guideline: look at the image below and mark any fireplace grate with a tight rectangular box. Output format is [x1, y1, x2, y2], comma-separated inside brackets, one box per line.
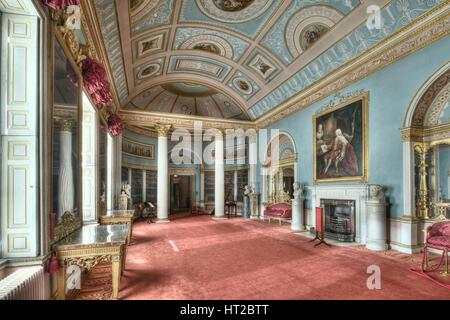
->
[321, 199, 356, 242]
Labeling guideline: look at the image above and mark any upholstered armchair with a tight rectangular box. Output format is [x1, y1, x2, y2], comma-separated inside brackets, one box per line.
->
[423, 221, 450, 275]
[264, 203, 292, 224]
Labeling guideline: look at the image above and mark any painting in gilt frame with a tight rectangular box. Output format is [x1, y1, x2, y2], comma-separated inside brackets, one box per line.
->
[313, 93, 369, 184]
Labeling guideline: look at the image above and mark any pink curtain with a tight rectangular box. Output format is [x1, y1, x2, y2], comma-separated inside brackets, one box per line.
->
[82, 58, 113, 108]
[107, 113, 124, 137]
[42, 0, 80, 10]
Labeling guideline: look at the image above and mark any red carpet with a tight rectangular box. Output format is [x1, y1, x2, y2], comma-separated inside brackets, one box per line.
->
[75, 215, 450, 300]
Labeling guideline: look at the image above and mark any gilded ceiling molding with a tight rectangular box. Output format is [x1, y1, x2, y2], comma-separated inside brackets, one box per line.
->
[255, 8, 450, 129]
[120, 110, 256, 131]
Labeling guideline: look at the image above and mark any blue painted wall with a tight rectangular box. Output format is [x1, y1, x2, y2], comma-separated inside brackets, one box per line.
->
[259, 36, 450, 218]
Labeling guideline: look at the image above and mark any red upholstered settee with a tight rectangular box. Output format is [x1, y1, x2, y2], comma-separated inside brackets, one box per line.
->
[264, 203, 292, 224]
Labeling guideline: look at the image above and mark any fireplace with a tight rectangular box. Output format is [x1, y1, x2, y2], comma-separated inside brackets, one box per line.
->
[321, 199, 356, 242]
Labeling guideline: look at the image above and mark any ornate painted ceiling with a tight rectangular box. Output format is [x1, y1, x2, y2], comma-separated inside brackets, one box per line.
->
[84, 0, 447, 123]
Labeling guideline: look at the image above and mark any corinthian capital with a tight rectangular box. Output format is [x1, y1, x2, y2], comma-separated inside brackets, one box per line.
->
[155, 123, 172, 137]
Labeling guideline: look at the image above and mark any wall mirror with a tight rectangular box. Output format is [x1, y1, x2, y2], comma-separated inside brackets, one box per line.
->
[50, 38, 82, 242]
[98, 118, 108, 216]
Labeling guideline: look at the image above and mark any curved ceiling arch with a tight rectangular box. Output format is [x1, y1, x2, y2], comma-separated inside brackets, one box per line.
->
[126, 76, 252, 120]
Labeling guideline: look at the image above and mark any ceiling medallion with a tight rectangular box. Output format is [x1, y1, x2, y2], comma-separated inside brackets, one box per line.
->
[286, 6, 343, 58]
[300, 24, 330, 51]
[137, 63, 161, 79]
[233, 77, 253, 95]
[193, 43, 221, 55]
[196, 0, 273, 23]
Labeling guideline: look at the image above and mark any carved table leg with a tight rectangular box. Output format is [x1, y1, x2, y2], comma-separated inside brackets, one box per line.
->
[127, 222, 132, 245]
[57, 261, 66, 300]
[112, 254, 121, 300]
[121, 245, 128, 276]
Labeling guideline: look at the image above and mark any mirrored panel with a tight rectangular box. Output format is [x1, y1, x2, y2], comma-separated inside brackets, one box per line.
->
[51, 39, 81, 241]
[98, 119, 108, 216]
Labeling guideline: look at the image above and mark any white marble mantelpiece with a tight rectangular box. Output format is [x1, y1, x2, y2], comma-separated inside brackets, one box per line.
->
[311, 185, 369, 244]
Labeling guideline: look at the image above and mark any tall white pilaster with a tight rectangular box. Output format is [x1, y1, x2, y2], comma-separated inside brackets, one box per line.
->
[142, 169, 147, 202]
[58, 121, 74, 222]
[214, 131, 225, 219]
[234, 170, 238, 202]
[249, 135, 257, 189]
[156, 124, 172, 223]
[403, 141, 416, 217]
[200, 171, 205, 208]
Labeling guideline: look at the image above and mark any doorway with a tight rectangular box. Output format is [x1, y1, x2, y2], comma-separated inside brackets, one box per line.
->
[170, 175, 194, 213]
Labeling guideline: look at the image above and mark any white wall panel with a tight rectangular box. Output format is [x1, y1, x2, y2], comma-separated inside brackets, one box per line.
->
[1, 14, 38, 258]
[82, 94, 97, 222]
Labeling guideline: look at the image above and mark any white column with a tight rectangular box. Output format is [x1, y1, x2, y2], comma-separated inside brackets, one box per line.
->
[81, 96, 97, 223]
[249, 135, 257, 189]
[58, 121, 75, 222]
[214, 131, 225, 219]
[200, 171, 205, 208]
[106, 134, 113, 211]
[142, 169, 147, 202]
[403, 141, 416, 217]
[112, 135, 122, 209]
[156, 124, 171, 223]
[233, 170, 238, 202]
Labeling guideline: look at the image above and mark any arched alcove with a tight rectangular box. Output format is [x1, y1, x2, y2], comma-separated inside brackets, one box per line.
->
[262, 132, 298, 204]
[402, 62, 450, 221]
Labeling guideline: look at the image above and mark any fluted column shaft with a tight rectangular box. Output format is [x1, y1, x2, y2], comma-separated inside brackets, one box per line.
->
[58, 120, 74, 222]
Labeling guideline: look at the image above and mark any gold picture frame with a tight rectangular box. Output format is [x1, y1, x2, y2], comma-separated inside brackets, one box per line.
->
[313, 92, 369, 184]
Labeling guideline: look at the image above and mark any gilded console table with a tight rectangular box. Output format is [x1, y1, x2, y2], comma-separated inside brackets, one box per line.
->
[55, 224, 129, 300]
[99, 210, 134, 244]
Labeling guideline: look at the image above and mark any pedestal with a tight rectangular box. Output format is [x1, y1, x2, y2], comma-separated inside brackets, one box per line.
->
[291, 197, 305, 231]
[250, 193, 260, 219]
[243, 196, 250, 219]
[366, 201, 388, 251]
[119, 194, 128, 211]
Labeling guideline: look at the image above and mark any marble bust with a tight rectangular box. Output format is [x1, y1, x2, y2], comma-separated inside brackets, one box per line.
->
[293, 182, 303, 199]
[369, 185, 385, 202]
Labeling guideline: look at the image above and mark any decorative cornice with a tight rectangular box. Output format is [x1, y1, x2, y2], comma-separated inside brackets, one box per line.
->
[120, 110, 256, 131]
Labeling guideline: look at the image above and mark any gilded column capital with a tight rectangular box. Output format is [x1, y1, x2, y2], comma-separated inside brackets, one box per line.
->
[60, 119, 73, 133]
[155, 124, 172, 138]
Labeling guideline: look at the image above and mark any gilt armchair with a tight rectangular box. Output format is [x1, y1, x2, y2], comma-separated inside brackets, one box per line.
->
[422, 221, 450, 275]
